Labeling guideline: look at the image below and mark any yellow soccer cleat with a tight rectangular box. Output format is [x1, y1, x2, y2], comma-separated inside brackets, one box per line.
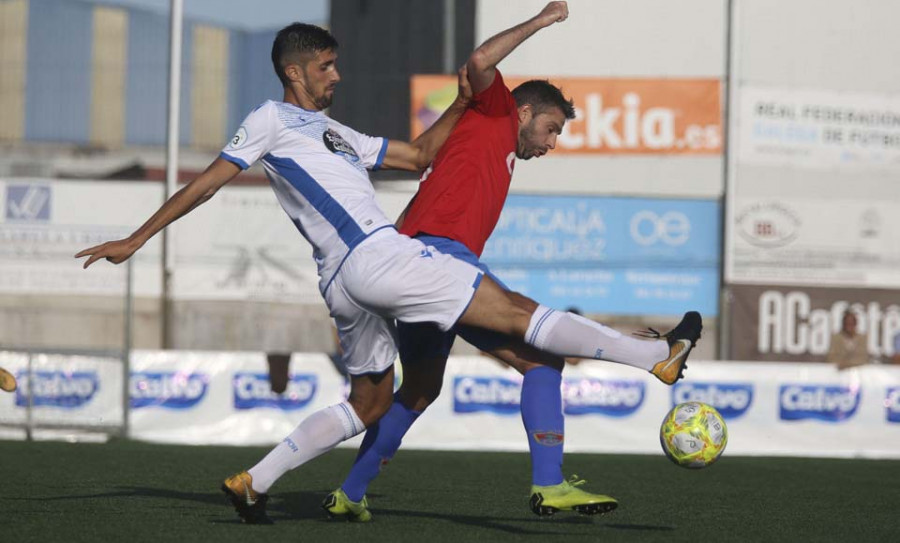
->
[0, 368, 17, 393]
[529, 476, 618, 516]
[641, 311, 703, 385]
[221, 471, 272, 524]
[322, 488, 373, 522]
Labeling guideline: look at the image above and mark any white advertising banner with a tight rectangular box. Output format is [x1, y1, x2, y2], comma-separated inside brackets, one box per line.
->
[403, 357, 900, 459]
[0, 351, 123, 427]
[172, 185, 412, 303]
[729, 197, 900, 287]
[170, 187, 323, 303]
[0, 179, 162, 296]
[738, 87, 900, 170]
[128, 351, 348, 445]
[0, 179, 413, 303]
[2, 351, 899, 459]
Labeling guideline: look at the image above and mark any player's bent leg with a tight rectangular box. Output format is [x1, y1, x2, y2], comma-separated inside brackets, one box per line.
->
[224, 369, 393, 524]
[328, 361, 447, 522]
[465, 337, 617, 517]
[460, 280, 702, 384]
[458, 275, 536, 338]
[331, 322, 453, 522]
[530, 475, 618, 517]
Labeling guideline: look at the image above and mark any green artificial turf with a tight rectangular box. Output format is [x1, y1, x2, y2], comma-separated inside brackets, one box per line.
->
[3, 440, 898, 542]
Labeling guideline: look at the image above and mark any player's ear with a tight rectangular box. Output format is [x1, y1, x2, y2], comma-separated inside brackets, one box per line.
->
[517, 104, 532, 124]
[284, 63, 303, 83]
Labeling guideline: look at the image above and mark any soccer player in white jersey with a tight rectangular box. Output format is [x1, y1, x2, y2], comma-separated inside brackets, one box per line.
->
[76, 14, 701, 525]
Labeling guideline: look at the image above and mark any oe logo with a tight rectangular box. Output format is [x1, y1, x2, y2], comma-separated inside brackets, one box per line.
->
[629, 210, 690, 246]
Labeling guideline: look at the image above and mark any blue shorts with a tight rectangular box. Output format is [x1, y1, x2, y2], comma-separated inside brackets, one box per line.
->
[397, 235, 512, 363]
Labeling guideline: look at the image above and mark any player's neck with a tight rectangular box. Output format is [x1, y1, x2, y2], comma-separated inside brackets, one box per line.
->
[283, 86, 322, 112]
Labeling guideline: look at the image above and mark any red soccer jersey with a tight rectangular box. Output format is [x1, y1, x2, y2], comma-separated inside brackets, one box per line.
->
[399, 70, 518, 257]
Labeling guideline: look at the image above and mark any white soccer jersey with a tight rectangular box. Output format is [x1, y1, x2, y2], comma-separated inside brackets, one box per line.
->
[220, 100, 392, 292]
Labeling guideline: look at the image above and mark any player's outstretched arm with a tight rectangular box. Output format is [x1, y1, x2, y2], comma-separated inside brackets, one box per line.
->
[75, 158, 241, 269]
[466, 1, 568, 93]
[381, 65, 472, 172]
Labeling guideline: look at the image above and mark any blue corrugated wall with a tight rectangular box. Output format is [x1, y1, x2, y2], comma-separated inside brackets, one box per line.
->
[25, 0, 93, 143]
[21, 0, 286, 146]
[228, 29, 281, 134]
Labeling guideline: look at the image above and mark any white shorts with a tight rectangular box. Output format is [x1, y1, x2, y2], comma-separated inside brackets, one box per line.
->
[324, 230, 483, 376]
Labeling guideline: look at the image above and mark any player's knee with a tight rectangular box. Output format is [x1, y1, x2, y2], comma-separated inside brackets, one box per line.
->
[348, 391, 394, 427]
[397, 381, 442, 412]
[506, 291, 539, 314]
[352, 398, 392, 427]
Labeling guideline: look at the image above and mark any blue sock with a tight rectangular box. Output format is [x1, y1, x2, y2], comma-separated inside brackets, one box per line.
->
[341, 392, 422, 502]
[521, 366, 565, 486]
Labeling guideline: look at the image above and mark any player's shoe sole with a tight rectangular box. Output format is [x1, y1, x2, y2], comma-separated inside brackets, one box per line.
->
[643, 311, 703, 385]
[322, 488, 372, 522]
[221, 471, 272, 524]
[529, 477, 618, 517]
[0, 368, 17, 392]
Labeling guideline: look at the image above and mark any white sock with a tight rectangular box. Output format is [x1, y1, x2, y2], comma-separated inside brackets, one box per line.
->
[525, 305, 669, 371]
[248, 402, 364, 493]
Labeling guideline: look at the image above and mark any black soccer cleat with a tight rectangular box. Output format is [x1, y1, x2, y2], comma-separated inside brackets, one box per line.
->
[221, 471, 273, 524]
[637, 311, 703, 385]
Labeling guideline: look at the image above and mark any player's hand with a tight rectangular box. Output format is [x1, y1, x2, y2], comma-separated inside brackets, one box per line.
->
[75, 237, 141, 269]
[456, 64, 472, 105]
[536, 1, 568, 27]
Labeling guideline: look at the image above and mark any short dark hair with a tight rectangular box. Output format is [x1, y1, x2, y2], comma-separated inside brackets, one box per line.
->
[271, 22, 339, 86]
[511, 80, 575, 120]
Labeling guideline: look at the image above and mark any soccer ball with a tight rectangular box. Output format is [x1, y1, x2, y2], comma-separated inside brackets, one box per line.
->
[659, 401, 728, 469]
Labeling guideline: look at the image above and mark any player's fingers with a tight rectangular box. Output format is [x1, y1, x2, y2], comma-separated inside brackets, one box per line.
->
[83, 252, 105, 269]
[75, 245, 101, 258]
[82, 255, 96, 269]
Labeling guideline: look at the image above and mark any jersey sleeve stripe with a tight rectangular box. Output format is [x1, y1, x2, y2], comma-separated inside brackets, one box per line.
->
[372, 138, 389, 171]
[263, 153, 367, 249]
[219, 151, 250, 170]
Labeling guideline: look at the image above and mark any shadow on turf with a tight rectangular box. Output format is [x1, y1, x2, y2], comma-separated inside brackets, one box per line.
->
[20, 487, 673, 535]
[13, 487, 328, 522]
[16, 486, 371, 524]
[377, 509, 673, 536]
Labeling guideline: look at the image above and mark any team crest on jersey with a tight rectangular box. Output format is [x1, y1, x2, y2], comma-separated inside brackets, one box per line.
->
[323, 129, 360, 163]
[533, 431, 564, 446]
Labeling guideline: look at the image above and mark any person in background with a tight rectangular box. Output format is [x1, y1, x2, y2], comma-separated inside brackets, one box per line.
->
[266, 352, 291, 394]
[826, 310, 869, 370]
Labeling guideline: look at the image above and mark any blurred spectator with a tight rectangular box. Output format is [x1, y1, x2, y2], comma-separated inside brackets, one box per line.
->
[266, 352, 291, 393]
[826, 310, 869, 370]
[269, 326, 348, 394]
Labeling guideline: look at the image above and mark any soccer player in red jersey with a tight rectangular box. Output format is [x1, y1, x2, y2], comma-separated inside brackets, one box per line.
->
[325, 1, 701, 520]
